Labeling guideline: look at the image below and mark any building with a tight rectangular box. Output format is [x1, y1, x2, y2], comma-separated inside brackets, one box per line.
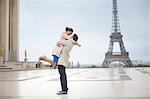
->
[0, 0, 19, 61]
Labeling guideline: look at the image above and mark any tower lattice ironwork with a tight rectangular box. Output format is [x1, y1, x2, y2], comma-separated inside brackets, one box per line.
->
[102, 0, 133, 67]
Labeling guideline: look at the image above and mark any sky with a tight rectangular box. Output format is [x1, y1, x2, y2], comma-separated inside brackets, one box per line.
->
[19, 0, 150, 65]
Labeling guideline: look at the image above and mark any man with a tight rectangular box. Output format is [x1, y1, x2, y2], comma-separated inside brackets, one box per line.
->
[39, 34, 79, 95]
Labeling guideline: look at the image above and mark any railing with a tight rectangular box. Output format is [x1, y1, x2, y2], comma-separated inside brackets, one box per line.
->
[112, 52, 121, 55]
[3, 61, 37, 70]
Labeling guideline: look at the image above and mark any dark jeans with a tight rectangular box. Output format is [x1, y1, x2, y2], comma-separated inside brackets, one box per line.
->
[58, 65, 68, 91]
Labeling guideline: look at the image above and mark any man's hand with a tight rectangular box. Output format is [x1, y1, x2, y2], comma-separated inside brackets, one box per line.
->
[77, 43, 81, 47]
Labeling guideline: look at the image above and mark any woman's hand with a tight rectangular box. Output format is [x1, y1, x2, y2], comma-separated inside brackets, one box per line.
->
[57, 42, 62, 47]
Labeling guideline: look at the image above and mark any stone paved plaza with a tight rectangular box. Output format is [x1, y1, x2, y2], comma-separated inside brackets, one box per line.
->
[0, 67, 150, 99]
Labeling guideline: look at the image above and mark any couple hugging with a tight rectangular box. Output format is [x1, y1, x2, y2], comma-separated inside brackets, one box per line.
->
[39, 27, 81, 95]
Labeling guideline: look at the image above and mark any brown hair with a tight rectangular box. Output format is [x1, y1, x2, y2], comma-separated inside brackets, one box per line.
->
[73, 34, 78, 41]
[65, 27, 73, 32]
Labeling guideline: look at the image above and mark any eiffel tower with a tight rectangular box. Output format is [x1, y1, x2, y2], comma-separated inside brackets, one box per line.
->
[102, 0, 133, 67]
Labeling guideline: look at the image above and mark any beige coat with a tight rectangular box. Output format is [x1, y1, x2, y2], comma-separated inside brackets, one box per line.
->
[57, 39, 74, 67]
[52, 32, 74, 57]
